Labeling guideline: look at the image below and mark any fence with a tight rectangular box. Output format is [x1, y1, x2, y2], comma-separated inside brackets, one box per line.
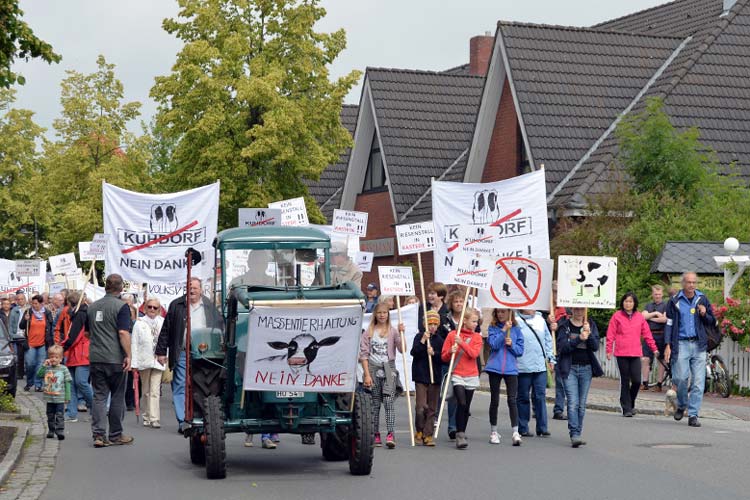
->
[593, 338, 750, 391]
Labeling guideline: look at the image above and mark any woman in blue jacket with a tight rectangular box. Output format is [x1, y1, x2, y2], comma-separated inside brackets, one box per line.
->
[552, 307, 603, 448]
[486, 308, 524, 446]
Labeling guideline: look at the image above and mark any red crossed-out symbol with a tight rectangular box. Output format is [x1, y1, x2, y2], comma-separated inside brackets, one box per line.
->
[490, 256, 542, 308]
[447, 208, 523, 253]
[122, 220, 199, 254]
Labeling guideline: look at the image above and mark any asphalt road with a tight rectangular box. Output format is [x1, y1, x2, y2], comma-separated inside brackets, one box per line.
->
[41, 390, 750, 500]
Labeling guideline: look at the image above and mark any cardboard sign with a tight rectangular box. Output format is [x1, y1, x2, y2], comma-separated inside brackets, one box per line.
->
[48, 253, 78, 276]
[557, 255, 618, 309]
[378, 266, 415, 296]
[395, 221, 436, 255]
[268, 197, 309, 227]
[90, 233, 108, 256]
[457, 224, 501, 256]
[239, 208, 281, 227]
[479, 257, 554, 310]
[356, 251, 374, 272]
[332, 209, 368, 237]
[15, 260, 41, 277]
[449, 252, 494, 290]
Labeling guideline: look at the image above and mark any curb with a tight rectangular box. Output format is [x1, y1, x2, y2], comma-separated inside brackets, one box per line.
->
[0, 406, 30, 421]
[0, 423, 29, 487]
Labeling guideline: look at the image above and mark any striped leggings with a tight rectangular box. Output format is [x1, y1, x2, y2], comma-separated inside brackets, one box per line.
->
[371, 375, 396, 434]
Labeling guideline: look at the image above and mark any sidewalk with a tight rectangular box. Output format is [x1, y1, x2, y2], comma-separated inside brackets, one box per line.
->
[478, 373, 750, 421]
[0, 392, 59, 500]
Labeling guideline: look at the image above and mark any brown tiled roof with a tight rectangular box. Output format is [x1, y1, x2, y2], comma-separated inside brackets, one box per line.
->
[553, 0, 750, 208]
[305, 104, 358, 222]
[366, 68, 484, 219]
[595, 0, 723, 37]
[651, 240, 750, 274]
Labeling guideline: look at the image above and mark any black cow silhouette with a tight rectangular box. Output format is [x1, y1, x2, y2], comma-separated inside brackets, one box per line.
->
[150, 204, 179, 232]
[257, 334, 341, 373]
[472, 190, 501, 224]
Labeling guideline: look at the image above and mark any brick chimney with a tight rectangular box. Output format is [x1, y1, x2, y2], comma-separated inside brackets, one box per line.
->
[469, 32, 494, 76]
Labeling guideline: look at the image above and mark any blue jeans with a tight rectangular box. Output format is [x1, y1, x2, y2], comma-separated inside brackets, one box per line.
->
[672, 340, 706, 417]
[439, 364, 457, 433]
[554, 365, 566, 415]
[517, 371, 548, 434]
[563, 364, 592, 438]
[172, 351, 186, 424]
[66, 365, 93, 419]
[25, 346, 46, 389]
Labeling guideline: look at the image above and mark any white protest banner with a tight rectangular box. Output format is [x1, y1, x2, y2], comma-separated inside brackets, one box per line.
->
[48, 253, 78, 276]
[457, 224, 501, 256]
[356, 252, 374, 272]
[395, 221, 436, 255]
[90, 233, 108, 256]
[378, 266, 415, 296]
[557, 255, 618, 309]
[0, 258, 47, 295]
[15, 260, 40, 277]
[361, 302, 419, 391]
[243, 305, 362, 392]
[449, 252, 494, 290]
[478, 257, 554, 310]
[332, 209, 368, 237]
[268, 197, 309, 227]
[432, 169, 549, 282]
[239, 208, 282, 227]
[78, 242, 96, 262]
[103, 181, 219, 306]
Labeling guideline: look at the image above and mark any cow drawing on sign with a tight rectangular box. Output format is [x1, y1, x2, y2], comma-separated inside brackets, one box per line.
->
[257, 334, 341, 373]
[574, 260, 612, 298]
[472, 190, 500, 224]
[150, 204, 179, 232]
[501, 264, 537, 297]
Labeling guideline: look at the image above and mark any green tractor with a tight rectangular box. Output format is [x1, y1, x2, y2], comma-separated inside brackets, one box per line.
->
[185, 226, 373, 479]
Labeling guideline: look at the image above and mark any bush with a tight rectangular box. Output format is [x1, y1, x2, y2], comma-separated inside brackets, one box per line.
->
[0, 379, 18, 413]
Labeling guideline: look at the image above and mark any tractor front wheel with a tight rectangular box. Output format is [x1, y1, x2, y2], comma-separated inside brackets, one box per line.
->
[349, 391, 374, 476]
[204, 395, 226, 479]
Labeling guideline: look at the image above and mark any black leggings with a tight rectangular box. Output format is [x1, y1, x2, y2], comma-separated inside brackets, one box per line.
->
[488, 373, 518, 427]
[453, 385, 475, 433]
[616, 356, 641, 413]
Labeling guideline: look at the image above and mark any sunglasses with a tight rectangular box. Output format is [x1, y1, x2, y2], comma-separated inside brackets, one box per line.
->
[146, 305, 160, 311]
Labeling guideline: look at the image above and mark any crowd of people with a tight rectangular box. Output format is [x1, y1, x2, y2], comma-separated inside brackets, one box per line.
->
[0, 269, 713, 449]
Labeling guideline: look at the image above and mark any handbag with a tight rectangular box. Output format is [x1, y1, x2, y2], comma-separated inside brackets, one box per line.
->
[519, 316, 554, 388]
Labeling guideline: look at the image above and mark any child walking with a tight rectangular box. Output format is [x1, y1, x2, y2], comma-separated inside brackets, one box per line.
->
[37, 345, 72, 440]
[411, 310, 444, 446]
[441, 307, 482, 450]
[359, 302, 405, 449]
[486, 308, 524, 446]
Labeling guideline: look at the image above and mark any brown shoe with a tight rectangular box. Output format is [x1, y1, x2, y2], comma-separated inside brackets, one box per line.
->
[93, 436, 109, 448]
[422, 435, 435, 447]
[109, 435, 135, 446]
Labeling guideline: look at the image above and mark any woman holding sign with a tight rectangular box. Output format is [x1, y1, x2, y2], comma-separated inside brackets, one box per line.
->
[516, 310, 555, 438]
[606, 292, 658, 417]
[359, 303, 405, 449]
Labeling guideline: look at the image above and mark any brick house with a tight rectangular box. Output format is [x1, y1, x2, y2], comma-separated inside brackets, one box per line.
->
[307, 0, 750, 293]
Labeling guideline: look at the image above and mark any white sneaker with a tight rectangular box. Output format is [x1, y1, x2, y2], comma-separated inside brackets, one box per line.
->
[262, 437, 277, 449]
[244, 434, 253, 447]
[489, 431, 501, 444]
[512, 432, 522, 446]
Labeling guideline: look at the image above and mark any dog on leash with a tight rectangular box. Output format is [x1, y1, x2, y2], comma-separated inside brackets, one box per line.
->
[664, 389, 678, 416]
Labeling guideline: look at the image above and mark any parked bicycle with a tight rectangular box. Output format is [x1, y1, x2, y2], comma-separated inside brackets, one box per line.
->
[705, 351, 731, 398]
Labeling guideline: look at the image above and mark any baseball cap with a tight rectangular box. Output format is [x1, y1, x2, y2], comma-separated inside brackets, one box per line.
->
[367, 283, 378, 291]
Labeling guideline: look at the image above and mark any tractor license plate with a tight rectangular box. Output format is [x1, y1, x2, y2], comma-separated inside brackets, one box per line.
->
[276, 391, 304, 398]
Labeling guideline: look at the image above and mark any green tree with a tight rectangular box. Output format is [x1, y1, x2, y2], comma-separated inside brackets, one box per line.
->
[0, 0, 61, 87]
[151, 0, 360, 228]
[552, 97, 750, 320]
[39, 56, 153, 254]
[0, 88, 45, 258]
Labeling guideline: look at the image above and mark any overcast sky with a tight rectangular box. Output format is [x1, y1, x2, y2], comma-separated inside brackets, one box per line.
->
[13, 0, 668, 136]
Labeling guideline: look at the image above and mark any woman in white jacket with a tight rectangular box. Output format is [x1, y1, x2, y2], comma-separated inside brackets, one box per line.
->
[131, 298, 165, 428]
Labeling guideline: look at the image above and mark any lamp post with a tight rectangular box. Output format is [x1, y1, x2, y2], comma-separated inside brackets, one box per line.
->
[19, 218, 39, 259]
[714, 237, 749, 299]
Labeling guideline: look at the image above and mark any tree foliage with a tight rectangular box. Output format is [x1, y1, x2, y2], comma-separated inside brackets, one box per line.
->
[151, 0, 360, 228]
[0, 0, 61, 87]
[38, 56, 153, 254]
[552, 97, 750, 319]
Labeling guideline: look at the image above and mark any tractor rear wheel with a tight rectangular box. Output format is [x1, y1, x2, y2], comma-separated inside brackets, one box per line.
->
[204, 395, 226, 479]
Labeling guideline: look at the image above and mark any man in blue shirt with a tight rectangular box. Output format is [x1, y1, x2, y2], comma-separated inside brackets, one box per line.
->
[664, 272, 714, 428]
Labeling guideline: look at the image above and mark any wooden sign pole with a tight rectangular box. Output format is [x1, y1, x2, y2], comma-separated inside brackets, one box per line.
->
[396, 296, 416, 446]
[417, 253, 434, 384]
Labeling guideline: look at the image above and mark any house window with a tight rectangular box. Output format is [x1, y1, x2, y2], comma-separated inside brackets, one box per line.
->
[362, 131, 386, 192]
[517, 125, 531, 175]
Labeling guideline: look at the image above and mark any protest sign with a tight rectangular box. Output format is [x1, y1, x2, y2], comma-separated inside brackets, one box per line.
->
[268, 197, 309, 227]
[356, 252, 374, 272]
[239, 208, 281, 227]
[557, 255, 618, 308]
[15, 260, 40, 277]
[449, 252, 494, 290]
[395, 221, 436, 255]
[49, 253, 78, 275]
[378, 266, 415, 296]
[479, 257, 554, 310]
[332, 209, 368, 237]
[243, 305, 362, 392]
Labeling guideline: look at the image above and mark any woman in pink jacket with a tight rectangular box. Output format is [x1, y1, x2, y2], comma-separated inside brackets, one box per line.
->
[606, 292, 658, 417]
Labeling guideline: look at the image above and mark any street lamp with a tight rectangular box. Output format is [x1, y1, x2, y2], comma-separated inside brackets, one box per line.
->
[19, 218, 39, 258]
[714, 237, 748, 299]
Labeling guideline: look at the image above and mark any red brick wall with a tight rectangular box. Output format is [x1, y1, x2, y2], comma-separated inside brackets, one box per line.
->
[482, 78, 520, 183]
[469, 35, 494, 77]
[355, 190, 397, 291]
